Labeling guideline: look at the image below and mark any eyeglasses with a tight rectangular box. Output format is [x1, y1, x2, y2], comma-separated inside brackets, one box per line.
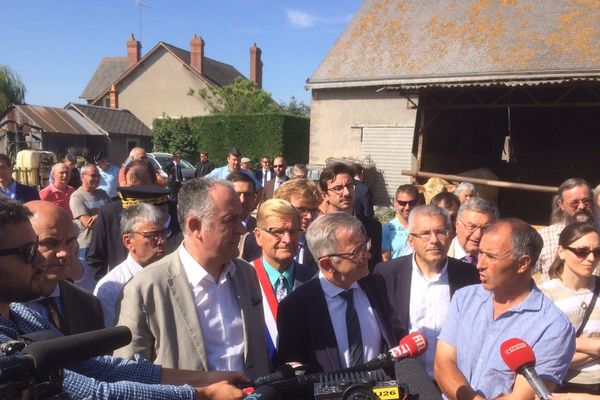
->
[564, 246, 600, 258]
[296, 207, 319, 216]
[131, 228, 172, 241]
[0, 239, 39, 264]
[562, 198, 593, 210]
[273, 164, 285, 169]
[322, 240, 371, 260]
[258, 227, 303, 239]
[327, 183, 355, 194]
[396, 199, 417, 207]
[458, 219, 491, 233]
[409, 229, 451, 241]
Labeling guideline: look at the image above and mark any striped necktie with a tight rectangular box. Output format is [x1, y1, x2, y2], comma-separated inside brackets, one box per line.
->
[339, 289, 363, 367]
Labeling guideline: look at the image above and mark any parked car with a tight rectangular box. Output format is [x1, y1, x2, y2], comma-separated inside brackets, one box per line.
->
[147, 152, 196, 180]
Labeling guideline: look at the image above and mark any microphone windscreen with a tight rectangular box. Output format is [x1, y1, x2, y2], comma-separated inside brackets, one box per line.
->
[394, 358, 442, 399]
[500, 338, 536, 372]
[397, 332, 428, 358]
[22, 326, 132, 372]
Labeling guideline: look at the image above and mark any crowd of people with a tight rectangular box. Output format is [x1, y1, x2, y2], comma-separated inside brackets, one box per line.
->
[0, 147, 599, 399]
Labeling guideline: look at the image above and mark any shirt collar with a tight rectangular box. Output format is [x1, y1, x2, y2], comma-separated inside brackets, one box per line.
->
[453, 237, 468, 259]
[262, 256, 295, 288]
[473, 281, 542, 313]
[411, 253, 448, 282]
[179, 243, 236, 286]
[318, 270, 359, 298]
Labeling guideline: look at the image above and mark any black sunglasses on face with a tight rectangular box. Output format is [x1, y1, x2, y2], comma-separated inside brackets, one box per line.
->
[0, 239, 39, 264]
[565, 246, 600, 259]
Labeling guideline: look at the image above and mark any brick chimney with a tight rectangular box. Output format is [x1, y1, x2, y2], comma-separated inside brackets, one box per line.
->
[127, 33, 141, 68]
[109, 84, 118, 108]
[190, 34, 205, 75]
[250, 43, 263, 88]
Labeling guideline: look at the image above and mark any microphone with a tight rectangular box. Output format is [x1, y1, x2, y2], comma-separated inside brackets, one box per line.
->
[351, 332, 428, 371]
[500, 338, 551, 400]
[243, 385, 281, 400]
[251, 363, 296, 387]
[22, 326, 132, 373]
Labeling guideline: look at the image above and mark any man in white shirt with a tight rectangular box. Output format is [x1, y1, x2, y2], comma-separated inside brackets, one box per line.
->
[373, 205, 479, 377]
[277, 212, 395, 373]
[447, 197, 499, 265]
[94, 203, 168, 327]
[114, 178, 270, 379]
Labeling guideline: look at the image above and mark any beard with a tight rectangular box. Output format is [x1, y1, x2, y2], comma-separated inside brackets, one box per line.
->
[0, 276, 43, 303]
[566, 209, 595, 224]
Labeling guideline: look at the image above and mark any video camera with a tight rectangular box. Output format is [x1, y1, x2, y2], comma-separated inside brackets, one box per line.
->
[0, 327, 131, 400]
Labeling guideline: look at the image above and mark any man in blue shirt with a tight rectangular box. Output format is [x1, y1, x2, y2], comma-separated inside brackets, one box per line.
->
[208, 148, 262, 192]
[96, 155, 120, 199]
[434, 218, 576, 400]
[0, 196, 246, 400]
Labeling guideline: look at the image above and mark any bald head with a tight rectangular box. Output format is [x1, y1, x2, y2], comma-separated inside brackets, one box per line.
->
[129, 147, 147, 161]
[25, 201, 80, 294]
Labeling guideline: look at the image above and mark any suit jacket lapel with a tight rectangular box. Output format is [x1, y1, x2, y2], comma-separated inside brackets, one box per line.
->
[167, 254, 209, 371]
[398, 259, 413, 331]
[308, 280, 342, 371]
[231, 260, 254, 363]
[360, 278, 396, 350]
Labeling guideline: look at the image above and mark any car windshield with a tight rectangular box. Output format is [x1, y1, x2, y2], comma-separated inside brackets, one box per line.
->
[150, 154, 194, 170]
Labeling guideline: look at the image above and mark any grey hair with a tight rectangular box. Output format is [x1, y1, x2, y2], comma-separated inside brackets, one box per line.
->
[454, 182, 476, 197]
[457, 197, 500, 220]
[486, 218, 543, 268]
[291, 164, 308, 176]
[306, 213, 365, 260]
[177, 178, 234, 235]
[551, 178, 593, 224]
[120, 203, 164, 235]
[408, 205, 451, 232]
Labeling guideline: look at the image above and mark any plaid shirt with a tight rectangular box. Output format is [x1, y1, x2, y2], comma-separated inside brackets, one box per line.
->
[535, 222, 566, 282]
[0, 303, 195, 400]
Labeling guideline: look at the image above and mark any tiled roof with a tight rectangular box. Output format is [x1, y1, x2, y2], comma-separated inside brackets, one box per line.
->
[80, 57, 129, 100]
[2, 104, 107, 136]
[67, 103, 152, 137]
[81, 42, 245, 101]
[163, 43, 244, 86]
[308, 0, 600, 88]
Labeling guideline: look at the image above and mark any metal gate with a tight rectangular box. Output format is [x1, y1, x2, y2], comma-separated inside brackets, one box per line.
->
[360, 126, 415, 206]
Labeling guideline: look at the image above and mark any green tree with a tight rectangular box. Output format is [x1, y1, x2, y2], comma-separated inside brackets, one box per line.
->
[189, 77, 279, 115]
[0, 65, 26, 115]
[152, 116, 199, 161]
[280, 96, 310, 117]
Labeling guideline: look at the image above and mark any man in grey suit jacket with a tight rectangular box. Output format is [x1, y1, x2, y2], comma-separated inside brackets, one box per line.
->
[115, 178, 270, 379]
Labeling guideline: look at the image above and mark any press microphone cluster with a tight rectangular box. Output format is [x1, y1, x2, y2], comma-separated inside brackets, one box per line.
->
[500, 337, 551, 400]
[244, 332, 429, 399]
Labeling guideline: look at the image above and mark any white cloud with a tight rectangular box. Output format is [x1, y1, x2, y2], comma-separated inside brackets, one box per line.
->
[286, 9, 318, 28]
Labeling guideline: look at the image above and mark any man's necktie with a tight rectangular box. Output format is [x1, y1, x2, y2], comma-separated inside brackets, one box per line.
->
[461, 254, 478, 265]
[275, 275, 288, 302]
[176, 164, 183, 181]
[262, 170, 268, 187]
[339, 289, 363, 367]
[40, 297, 64, 332]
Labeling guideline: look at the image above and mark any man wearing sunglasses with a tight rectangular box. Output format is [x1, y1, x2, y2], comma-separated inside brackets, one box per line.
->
[277, 212, 395, 376]
[95, 203, 169, 327]
[537, 178, 598, 281]
[447, 197, 499, 266]
[319, 162, 383, 270]
[24, 200, 104, 335]
[260, 155, 289, 203]
[382, 184, 420, 261]
[0, 197, 247, 400]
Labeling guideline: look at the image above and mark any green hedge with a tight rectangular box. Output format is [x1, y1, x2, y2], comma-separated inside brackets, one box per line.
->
[153, 113, 309, 165]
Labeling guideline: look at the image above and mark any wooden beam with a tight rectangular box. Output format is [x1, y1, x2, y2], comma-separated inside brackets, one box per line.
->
[402, 170, 558, 193]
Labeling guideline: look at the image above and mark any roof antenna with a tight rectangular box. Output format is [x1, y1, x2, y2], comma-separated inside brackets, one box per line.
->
[134, 0, 151, 43]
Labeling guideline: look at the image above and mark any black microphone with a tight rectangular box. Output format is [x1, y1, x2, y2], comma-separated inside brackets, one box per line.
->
[251, 362, 309, 388]
[22, 326, 132, 373]
[500, 338, 551, 400]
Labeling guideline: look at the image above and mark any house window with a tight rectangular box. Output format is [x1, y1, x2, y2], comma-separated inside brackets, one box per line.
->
[104, 98, 110, 107]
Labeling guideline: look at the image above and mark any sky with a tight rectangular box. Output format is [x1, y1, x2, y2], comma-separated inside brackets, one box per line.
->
[3, 0, 363, 108]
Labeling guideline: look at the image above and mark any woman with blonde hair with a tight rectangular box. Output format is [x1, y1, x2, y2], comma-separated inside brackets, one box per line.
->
[540, 222, 600, 394]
